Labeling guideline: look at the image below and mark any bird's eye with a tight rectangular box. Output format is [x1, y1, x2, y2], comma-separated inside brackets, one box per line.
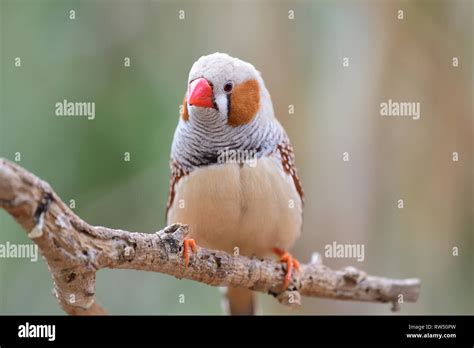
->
[223, 81, 234, 94]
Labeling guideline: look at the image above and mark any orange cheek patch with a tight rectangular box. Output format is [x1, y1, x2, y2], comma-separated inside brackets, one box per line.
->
[228, 79, 260, 126]
[181, 94, 189, 121]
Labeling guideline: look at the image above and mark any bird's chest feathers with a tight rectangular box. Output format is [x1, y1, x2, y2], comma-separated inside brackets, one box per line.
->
[167, 157, 302, 256]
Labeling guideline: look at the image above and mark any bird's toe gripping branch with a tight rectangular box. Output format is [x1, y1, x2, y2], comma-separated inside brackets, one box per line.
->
[183, 238, 197, 268]
[273, 247, 301, 289]
[160, 223, 197, 269]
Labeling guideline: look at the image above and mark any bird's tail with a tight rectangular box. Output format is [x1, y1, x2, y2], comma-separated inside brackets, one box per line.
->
[222, 287, 257, 315]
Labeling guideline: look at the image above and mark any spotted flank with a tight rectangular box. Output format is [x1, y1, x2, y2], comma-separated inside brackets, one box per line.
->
[166, 160, 188, 218]
[277, 139, 304, 204]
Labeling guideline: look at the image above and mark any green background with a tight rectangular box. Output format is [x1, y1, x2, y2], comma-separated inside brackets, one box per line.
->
[0, 0, 472, 314]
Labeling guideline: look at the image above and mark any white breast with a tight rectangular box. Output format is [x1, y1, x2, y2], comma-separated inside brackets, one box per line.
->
[167, 156, 302, 257]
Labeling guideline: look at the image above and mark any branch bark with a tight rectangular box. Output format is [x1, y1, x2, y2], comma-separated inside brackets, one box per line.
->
[0, 158, 420, 315]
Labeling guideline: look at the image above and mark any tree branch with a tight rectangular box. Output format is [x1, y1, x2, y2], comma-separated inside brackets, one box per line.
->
[0, 158, 420, 315]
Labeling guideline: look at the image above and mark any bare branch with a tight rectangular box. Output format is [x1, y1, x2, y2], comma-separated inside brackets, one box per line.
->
[0, 158, 420, 315]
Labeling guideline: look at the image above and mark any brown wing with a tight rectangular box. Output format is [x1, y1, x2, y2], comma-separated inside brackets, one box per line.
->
[166, 160, 188, 221]
[276, 140, 304, 205]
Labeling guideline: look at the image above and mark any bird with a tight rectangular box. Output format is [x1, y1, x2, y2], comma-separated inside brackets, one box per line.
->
[166, 52, 303, 315]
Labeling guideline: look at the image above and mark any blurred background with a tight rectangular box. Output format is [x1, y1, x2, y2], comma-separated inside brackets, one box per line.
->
[0, 0, 472, 314]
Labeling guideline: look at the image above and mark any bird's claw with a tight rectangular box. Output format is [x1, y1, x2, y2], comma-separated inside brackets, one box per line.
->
[183, 238, 197, 269]
[273, 247, 300, 289]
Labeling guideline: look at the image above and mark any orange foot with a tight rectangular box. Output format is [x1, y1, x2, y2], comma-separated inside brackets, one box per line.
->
[273, 247, 300, 289]
[183, 238, 197, 269]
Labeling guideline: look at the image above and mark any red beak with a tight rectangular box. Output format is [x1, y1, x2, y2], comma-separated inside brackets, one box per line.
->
[187, 78, 214, 108]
